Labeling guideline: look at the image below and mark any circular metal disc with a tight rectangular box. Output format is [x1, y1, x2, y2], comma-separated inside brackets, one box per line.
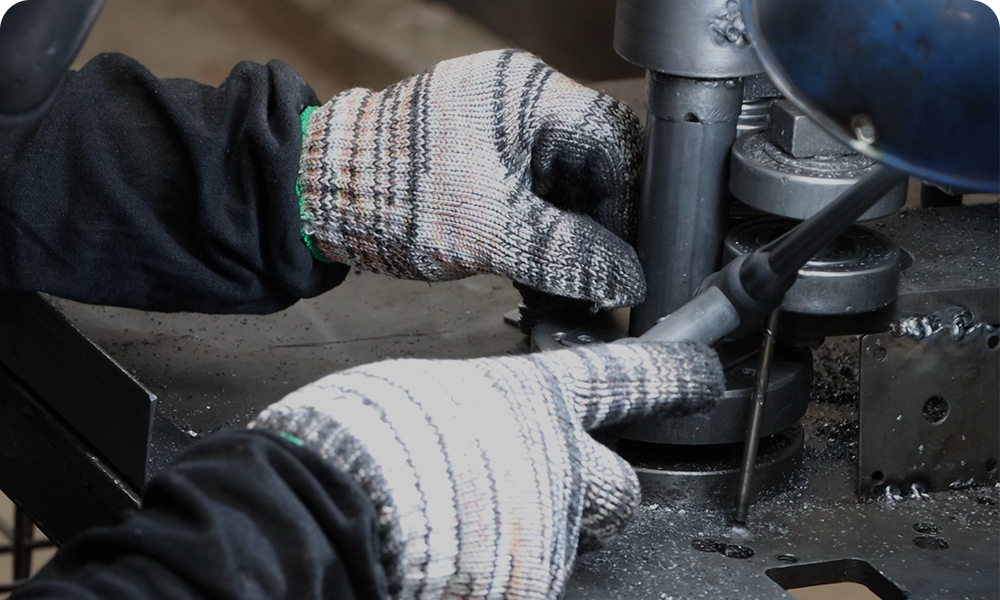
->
[742, 0, 1000, 192]
[618, 426, 805, 508]
[725, 218, 901, 315]
[730, 132, 907, 220]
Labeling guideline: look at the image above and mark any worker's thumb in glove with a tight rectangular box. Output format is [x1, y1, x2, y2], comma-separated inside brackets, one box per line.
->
[249, 342, 722, 600]
[577, 440, 642, 553]
[298, 49, 645, 309]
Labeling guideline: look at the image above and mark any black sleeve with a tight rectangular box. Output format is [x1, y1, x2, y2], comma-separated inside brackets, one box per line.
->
[11, 430, 389, 600]
[0, 53, 349, 314]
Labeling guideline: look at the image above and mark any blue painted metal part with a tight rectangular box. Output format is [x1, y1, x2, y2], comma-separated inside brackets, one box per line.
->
[743, 0, 999, 193]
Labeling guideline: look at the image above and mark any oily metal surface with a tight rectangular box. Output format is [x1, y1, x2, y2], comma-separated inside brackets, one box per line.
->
[858, 324, 1000, 497]
[870, 203, 1000, 324]
[566, 336, 999, 599]
[566, 481, 998, 599]
[51, 273, 525, 447]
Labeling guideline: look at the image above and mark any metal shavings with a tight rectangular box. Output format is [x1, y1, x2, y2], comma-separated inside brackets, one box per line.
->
[891, 314, 940, 339]
[884, 486, 904, 502]
[949, 478, 980, 491]
[890, 308, 989, 341]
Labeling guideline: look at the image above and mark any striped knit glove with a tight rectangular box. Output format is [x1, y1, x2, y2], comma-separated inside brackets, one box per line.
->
[298, 50, 645, 309]
[249, 341, 722, 599]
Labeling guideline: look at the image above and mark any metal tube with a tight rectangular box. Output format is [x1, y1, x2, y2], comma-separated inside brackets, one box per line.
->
[638, 286, 740, 344]
[629, 72, 744, 335]
[733, 308, 781, 525]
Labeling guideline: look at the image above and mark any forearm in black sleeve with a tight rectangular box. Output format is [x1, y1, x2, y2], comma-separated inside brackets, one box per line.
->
[0, 53, 349, 313]
[11, 430, 388, 600]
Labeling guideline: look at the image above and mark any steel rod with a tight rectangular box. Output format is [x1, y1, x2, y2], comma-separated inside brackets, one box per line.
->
[733, 308, 781, 525]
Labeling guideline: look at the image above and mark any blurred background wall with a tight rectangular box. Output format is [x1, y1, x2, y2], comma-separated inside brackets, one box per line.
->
[439, 0, 641, 80]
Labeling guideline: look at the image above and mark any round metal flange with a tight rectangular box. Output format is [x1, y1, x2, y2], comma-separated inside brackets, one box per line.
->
[614, 0, 762, 78]
[729, 131, 907, 220]
[619, 345, 812, 445]
[724, 218, 901, 315]
[616, 425, 805, 508]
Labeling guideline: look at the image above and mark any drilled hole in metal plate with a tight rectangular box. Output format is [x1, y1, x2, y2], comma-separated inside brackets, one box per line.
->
[922, 395, 949, 425]
[873, 347, 887, 361]
[776, 554, 799, 564]
[913, 536, 950, 550]
[989, 335, 999, 350]
[870, 470, 885, 484]
[985, 458, 998, 473]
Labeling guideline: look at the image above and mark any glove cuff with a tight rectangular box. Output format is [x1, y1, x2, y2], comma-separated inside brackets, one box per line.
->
[248, 405, 409, 596]
[297, 88, 398, 272]
[297, 105, 332, 263]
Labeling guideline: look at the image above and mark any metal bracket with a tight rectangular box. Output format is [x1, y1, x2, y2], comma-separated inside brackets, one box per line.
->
[859, 322, 1000, 497]
[0, 293, 157, 489]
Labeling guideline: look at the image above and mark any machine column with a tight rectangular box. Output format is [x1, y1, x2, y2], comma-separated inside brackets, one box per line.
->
[614, 0, 763, 335]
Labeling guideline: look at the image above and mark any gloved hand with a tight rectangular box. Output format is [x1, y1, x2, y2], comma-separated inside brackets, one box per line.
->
[298, 50, 645, 309]
[250, 341, 722, 599]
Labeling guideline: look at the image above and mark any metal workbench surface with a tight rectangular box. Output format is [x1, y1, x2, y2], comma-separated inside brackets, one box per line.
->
[47, 206, 999, 599]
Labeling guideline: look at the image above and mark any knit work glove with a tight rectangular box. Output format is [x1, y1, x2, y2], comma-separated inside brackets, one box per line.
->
[250, 342, 722, 599]
[298, 50, 645, 309]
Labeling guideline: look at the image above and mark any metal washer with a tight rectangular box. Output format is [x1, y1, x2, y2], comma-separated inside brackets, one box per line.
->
[729, 131, 907, 220]
[724, 218, 901, 316]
